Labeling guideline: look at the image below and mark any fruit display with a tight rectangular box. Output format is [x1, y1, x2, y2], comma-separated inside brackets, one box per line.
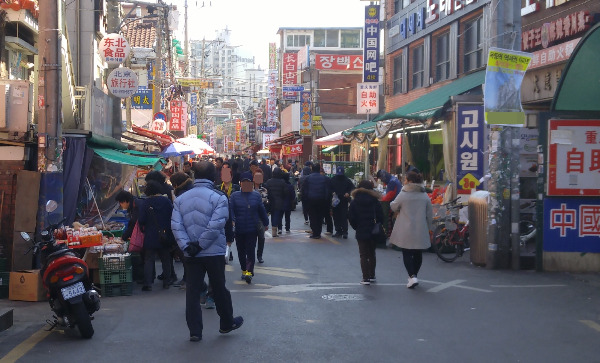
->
[428, 186, 446, 204]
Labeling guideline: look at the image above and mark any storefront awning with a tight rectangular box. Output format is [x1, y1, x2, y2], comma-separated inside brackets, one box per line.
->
[88, 145, 164, 167]
[267, 131, 301, 149]
[372, 70, 485, 122]
[314, 131, 345, 146]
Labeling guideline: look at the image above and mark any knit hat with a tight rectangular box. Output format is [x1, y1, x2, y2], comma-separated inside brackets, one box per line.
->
[336, 166, 345, 175]
[240, 171, 253, 181]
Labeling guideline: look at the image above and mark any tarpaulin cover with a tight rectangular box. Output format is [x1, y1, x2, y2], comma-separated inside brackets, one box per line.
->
[87, 145, 163, 167]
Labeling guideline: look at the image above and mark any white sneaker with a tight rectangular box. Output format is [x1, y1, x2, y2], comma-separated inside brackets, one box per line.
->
[407, 277, 419, 289]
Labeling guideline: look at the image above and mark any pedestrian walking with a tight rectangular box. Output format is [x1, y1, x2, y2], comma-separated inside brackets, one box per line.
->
[389, 171, 433, 289]
[330, 166, 354, 239]
[251, 169, 267, 263]
[171, 161, 243, 341]
[303, 163, 332, 239]
[229, 172, 269, 284]
[298, 166, 311, 225]
[259, 159, 272, 181]
[281, 170, 296, 233]
[348, 180, 383, 285]
[265, 167, 287, 236]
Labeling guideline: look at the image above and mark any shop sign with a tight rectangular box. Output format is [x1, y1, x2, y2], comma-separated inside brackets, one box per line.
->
[99, 33, 130, 66]
[151, 119, 167, 133]
[363, 4, 380, 82]
[283, 53, 298, 100]
[456, 104, 484, 194]
[131, 89, 152, 109]
[176, 78, 215, 88]
[425, 0, 479, 24]
[266, 70, 278, 131]
[528, 37, 580, 70]
[356, 82, 378, 114]
[169, 100, 184, 131]
[208, 108, 230, 116]
[283, 144, 303, 155]
[190, 93, 197, 126]
[312, 115, 322, 131]
[543, 197, 600, 253]
[263, 133, 276, 147]
[522, 11, 590, 52]
[248, 119, 256, 144]
[315, 55, 363, 71]
[299, 91, 312, 136]
[523, 0, 580, 17]
[548, 119, 600, 196]
[107, 67, 139, 98]
[269, 43, 277, 70]
[398, 7, 426, 39]
[235, 119, 242, 143]
[297, 45, 310, 70]
[522, 65, 562, 103]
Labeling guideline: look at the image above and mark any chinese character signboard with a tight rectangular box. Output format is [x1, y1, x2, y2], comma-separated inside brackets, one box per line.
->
[283, 144, 303, 155]
[99, 33, 130, 66]
[190, 93, 197, 126]
[299, 91, 311, 136]
[543, 198, 600, 253]
[548, 119, 600, 196]
[316, 55, 363, 71]
[248, 119, 256, 144]
[169, 100, 184, 131]
[363, 5, 380, 82]
[269, 43, 277, 70]
[107, 67, 139, 98]
[528, 37, 580, 70]
[521, 11, 590, 52]
[283, 53, 298, 100]
[265, 70, 278, 132]
[235, 119, 242, 143]
[151, 119, 166, 133]
[484, 48, 531, 125]
[456, 104, 484, 194]
[263, 133, 276, 147]
[356, 82, 378, 114]
[131, 89, 152, 109]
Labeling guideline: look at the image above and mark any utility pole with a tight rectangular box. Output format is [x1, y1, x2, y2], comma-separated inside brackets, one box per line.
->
[184, 0, 189, 77]
[152, 5, 163, 115]
[106, 0, 122, 139]
[199, 38, 206, 134]
[486, 0, 522, 270]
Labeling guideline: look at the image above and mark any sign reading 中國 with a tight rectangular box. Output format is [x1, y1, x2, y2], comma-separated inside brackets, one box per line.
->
[543, 197, 600, 253]
[99, 33, 130, 66]
[456, 104, 484, 194]
[107, 67, 139, 98]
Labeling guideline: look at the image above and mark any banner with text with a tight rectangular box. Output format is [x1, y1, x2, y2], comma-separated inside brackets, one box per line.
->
[299, 91, 312, 136]
[357, 82, 379, 114]
[456, 104, 484, 194]
[363, 4, 380, 82]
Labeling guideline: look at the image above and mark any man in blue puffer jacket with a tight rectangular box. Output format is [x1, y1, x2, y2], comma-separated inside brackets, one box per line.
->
[171, 161, 243, 342]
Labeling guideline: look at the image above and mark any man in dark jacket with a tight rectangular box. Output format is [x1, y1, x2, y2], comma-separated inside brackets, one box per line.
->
[303, 164, 332, 239]
[259, 159, 272, 182]
[330, 166, 354, 239]
[265, 167, 287, 237]
[298, 166, 311, 225]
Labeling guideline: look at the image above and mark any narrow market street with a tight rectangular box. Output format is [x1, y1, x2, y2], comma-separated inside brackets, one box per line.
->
[1, 209, 599, 363]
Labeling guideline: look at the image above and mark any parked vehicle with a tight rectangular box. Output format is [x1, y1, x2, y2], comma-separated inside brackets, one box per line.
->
[21, 200, 100, 339]
[432, 202, 470, 262]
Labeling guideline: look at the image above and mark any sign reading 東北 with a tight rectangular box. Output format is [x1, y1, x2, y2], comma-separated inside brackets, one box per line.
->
[456, 104, 484, 194]
[356, 83, 378, 114]
[543, 197, 600, 253]
[363, 4, 380, 82]
[299, 91, 312, 136]
[548, 119, 600, 196]
[99, 33, 130, 66]
[315, 55, 363, 71]
[131, 89, 152, 109]
[107, 67, 139, 98]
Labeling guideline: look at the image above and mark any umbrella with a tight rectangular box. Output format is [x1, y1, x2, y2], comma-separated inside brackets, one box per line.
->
[177, 136, 215, 155]
[159, 142, 195, 157]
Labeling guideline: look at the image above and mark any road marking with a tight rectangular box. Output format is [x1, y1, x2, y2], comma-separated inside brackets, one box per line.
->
[254, 267, 309, 279]
[490, 284, 566, 288]
[427, 279, 467, 293]
[257, 295, 303, 302]
[580, 320, 600, 333]
[0, 327, 51, 363]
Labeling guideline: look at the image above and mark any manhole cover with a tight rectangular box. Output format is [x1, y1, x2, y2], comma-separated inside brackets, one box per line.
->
[321, 294, 366, 301]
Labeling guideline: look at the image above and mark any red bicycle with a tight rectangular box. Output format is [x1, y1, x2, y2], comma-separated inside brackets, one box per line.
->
[432, 203, 470, 262]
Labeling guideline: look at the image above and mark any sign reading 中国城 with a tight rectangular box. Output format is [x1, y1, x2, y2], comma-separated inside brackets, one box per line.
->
[299, 91, 312, 136]
[456, 104, 484, 194]
[356, 82, 378, 114]
[548, 119, 600, 196]
[107, 67, 139, 98]
[363, 4, 380, 83]
[543, 197, 600, 253]
[131, 89, 152, 109]
[99, 33, 130, 66]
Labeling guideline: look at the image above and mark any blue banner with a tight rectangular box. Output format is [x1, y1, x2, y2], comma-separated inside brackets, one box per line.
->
[131, 89, 153, 110]
[456, 104, 484, 194]
[190, 93, 197, 126]
[543, 197, 600, 253]
[363, 5, 380, 82]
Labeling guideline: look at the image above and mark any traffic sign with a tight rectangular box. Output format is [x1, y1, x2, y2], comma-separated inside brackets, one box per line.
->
[282, 86, 304, 92]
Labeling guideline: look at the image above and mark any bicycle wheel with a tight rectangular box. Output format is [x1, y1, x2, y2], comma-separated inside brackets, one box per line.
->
[432, 225, 461, 262]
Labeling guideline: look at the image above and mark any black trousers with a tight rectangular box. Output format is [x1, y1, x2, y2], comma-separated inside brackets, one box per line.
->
[235, 232, 258, 274]
[143, 247, 171, 287]
[308, 199, 328, 237]
[302, 199, 310, 221]
[402, 249, 423, 277]
[184, 256, 234, 336]
[256, 223, 265, 259]
[357, 239, 377, 280]
[332, 201, 349, 234]
[279, 210, 291, 231]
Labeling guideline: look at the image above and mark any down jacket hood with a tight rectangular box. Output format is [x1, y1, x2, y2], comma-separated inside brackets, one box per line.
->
[401, 183, 426, 193]
[351, 187, 381, 200]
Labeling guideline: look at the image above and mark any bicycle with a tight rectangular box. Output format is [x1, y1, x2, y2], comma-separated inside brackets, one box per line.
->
[432, 203, 470, 262]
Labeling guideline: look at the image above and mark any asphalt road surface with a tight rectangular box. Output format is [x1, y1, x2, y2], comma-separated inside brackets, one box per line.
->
[1, 208, 599, 363]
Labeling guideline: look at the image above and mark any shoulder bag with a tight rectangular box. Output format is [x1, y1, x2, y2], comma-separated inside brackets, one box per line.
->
[149, 205, 176, 249]
[128, 222, 144, 252]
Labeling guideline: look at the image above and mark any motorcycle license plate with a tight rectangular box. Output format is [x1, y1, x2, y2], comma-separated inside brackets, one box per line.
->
[61, 282, 85, 300]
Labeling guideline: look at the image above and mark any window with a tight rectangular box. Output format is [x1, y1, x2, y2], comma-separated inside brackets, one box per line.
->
[314, 30, 339, 47]
[393, 54, 403, 94]
[287, 34, 311, 47]
[435, 32, 450, 82]
[412, 45, 424, 90]
[341, 29, 360, 48]
[394, 0, 400, 14]
[464, 17, 483, 72]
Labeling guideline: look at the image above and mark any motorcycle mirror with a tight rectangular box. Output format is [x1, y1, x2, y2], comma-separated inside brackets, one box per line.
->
[20, 231, 31, 241]
[46, 200, 58, 213]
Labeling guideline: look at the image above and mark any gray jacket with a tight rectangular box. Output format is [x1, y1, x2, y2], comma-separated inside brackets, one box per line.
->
[389, 183, 433, 250]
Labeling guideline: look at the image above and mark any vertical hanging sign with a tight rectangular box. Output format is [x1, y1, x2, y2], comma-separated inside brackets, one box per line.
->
[299, 91, 312, 136]
[456, 104, 485, 194]
[363, 4, 380, 82]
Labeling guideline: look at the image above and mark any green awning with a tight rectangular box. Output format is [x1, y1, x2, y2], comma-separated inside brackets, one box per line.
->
[342, 120, 377, 136]
[88, 145, 164, 167]
[373, 71, 485, 122]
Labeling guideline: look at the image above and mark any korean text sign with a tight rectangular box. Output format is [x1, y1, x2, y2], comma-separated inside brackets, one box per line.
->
[299, 91, 312, 136]
[548, 119, 600, 196]
[356, 83, 378, 114]
[363, 5, 380, 82]
[456, 104, 484, 194]
[543, 197, 600, 253]
[283, 144, 303, 155]
[316, 55, 363, 71]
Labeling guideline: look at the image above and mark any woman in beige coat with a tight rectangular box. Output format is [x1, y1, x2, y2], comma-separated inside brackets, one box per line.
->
[389, 171, 433, 288]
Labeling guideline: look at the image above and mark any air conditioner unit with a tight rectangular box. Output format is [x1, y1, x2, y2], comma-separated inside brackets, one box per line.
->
[0, 80, 31, 133]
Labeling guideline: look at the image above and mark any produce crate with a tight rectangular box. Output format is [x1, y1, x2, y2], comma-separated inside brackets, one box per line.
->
[0, 272, 9, 286]
[0, 286, 7, 299]
[99, 254, 132, 270]
[100, 282, 133, 297]
[99, 268, 132, 285]
[102, 228, 124, 238]
[0, 258, 7, 272]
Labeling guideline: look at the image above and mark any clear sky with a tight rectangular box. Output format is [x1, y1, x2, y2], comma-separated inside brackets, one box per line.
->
[168, 0, 371, 68]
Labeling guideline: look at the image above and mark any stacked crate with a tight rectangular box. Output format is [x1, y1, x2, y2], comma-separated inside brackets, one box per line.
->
[0, 258, 8, 299]
[99, 254, 133, 297]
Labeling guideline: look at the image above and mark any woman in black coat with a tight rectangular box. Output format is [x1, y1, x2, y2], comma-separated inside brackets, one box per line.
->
[265, 167, 287, 236]
[348, 180, 384, 285]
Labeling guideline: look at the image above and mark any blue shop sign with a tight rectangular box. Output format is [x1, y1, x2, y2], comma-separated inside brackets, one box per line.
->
[456, 104, 484, 194]
[131, 89, 153, 110]
[363, 4, 380, 83]
[544, 197, 600, 253]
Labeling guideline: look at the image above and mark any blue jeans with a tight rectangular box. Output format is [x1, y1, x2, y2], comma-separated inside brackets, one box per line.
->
[235, 232, 258, 274]
[271, 209, 283, 229]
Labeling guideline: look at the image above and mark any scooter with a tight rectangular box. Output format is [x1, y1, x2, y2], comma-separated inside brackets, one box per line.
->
[21, 200, 101, 339]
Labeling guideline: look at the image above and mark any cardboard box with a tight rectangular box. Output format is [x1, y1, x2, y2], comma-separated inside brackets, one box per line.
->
[9, 270, 46, 302]
[84, 251, 101, 270]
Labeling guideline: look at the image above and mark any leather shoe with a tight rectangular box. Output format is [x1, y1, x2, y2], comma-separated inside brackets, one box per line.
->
[258, 257, 264, 263]
[309, 235, 321, 239]
[343, 234, 348, 239]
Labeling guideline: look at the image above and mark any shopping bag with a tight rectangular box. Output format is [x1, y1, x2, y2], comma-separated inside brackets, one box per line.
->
[225, 244, 230, 264]
[128, 222, 144, 252]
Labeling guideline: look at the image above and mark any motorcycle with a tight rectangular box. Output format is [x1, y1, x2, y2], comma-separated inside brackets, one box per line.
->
[20, 200, 101, 339]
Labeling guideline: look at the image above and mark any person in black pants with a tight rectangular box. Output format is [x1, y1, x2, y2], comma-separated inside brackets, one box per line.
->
[303, 164, 332, 239]
[330, 166, 355, 238]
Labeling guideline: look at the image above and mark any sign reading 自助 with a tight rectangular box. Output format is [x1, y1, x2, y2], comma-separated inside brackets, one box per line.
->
[356, 82, 378, 114]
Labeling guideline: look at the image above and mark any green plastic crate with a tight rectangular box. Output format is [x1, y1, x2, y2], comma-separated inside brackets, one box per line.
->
[102, 229, 124, 238]
[99, 268, 132, 284]
[100, 282, 133, 297]
[99, 255, 132, 270]
[0, 286, 7, 299]
[0, 272, 9, 286]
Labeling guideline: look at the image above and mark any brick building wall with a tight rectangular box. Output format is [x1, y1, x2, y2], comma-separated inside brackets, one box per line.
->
[317, 72, 362, 114]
